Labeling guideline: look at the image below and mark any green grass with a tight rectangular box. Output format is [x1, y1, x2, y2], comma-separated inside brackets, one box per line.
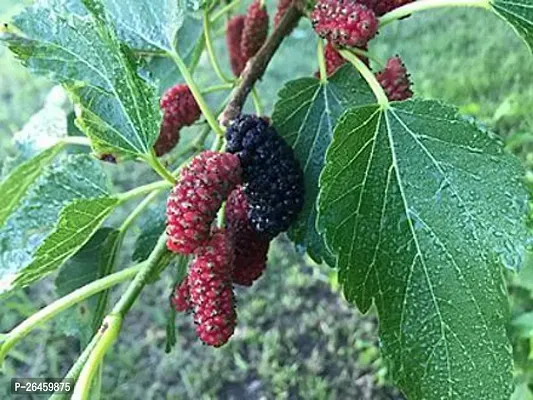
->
[1, 1, 533, 399]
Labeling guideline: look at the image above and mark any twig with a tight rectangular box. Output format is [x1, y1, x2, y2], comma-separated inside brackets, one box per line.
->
[219, 2, 303, 126]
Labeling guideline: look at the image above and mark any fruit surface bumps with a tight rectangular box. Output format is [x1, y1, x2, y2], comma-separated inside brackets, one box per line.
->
[241, 0, 269, 60]
[376, 56, 413, 101]
[226, 15, 246, 77]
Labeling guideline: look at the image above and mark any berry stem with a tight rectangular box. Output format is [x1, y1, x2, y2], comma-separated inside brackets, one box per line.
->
[202, 83, 235, 95]
[204, 10, 234, 84]
[317, 39, 327, 83]
[117, 180, 171, 203]
[350, 47, 385, 68]
[168, 49, 226, 137]
[379, 0, 490, 27]
[339, 49, 389, 108]
[0, 263, 144, 367]
[146, 149, 178, 185]
[211, 0, 242, 23]
[251, 87, 264, 115]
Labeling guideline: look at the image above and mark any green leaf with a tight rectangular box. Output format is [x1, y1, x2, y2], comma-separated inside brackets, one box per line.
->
[0, 144, 63, 227]
[103, 0, 185, 52]
[272, 66, 374, 264]
[132, 203, 166, 262]
[55, 227, 117, 343]
[2, 0, 161, 158]
[317, 99, 528, 399]
[0, 154, 117, 296]
[142, 16, 205, 94]
[492, 0, 533, 53]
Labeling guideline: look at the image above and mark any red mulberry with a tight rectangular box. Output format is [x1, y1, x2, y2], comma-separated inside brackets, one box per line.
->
[226, 187, 270, 286]
[166, 151, 242, 254]
[170, 277, 191, 312]
[376, 56, 413, 101]
[226, 15, 246, 77]
[155, 84, 202, 156]
[226, 115, 304, 238]
[274, 0, 299, 33]
[311, 0, 378, 48]
[188, 229, 236, 347]
[241, 0, 269, 60]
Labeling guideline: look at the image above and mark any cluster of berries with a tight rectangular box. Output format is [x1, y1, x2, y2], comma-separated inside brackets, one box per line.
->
[167, 116, 303, 347]
[155, 84, 201, 156]
[226, 0, 269, 77]
[312, 0, 413, 101]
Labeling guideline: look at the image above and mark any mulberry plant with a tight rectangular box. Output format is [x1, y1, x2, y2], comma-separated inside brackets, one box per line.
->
[0, 0, 532, 398]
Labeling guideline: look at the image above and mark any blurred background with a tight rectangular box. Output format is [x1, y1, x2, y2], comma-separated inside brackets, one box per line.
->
[1, 0, 533, 398]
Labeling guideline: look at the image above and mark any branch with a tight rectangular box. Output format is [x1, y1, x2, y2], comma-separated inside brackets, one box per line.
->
[219, 2, 303, 126]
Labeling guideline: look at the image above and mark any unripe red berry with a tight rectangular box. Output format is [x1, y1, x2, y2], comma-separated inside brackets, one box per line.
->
[226, 187, 270, 286]
[188, 229, 236, 347]
[241, 0, 269, 60]
[376, 56, 413, 101]
[166, 151, 242, 254]
[155, 84, 201, 156]
[226, 15, 246, 77]
[311, 0, 378, 48]
[170, 277, 191, 312]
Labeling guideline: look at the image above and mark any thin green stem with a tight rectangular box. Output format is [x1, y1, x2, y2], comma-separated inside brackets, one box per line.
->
[317, 39, 327, 83]
[201, 83, 235, 95]
[60, 136, 92, 147]
[351, 47, 385, 68]
[0, 264, 143, 366]
[379, 0, 490, 27]
[251, 88, 263, 115]
[117, 180, 171, 203]
[71, 315, 122, 400]
[339, 49, 389, 108]
[211, 0, 241, 23]
[146, 150, 177, 185]
[168, 50, 226, 137]
[71, 233, 170, 398]
[204, 10, 233, 84]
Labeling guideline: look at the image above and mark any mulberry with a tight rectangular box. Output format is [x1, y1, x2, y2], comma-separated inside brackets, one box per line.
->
[188, 229, 236, 347]
[155, 84, 201, 156]
[376, 56, 413, 101]
[226, 187, 270, 286]
[226, 115, 304, 238]
[166, 151, 242, 254]
[241, 0, 269, 60]
[171, 277, 191, 312]
[357, 0, 414, 16]
[311, 0, 378, 47]
[226, 15, 246, 77]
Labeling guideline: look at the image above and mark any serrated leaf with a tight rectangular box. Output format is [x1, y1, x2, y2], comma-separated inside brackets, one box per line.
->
[0, 144, 63, 227]
[142, 16, 205, 93]
[2, 0, 161, 158]
[103, 0, 184, 52]
[0, 154, 116, 295]
[317, 99, 528, 399]
[492, 0, 533, 53]
[272, 66, 374, 264]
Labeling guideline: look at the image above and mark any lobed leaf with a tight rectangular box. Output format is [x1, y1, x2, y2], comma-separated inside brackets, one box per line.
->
[491, 0, 533, 53]
[272, 66, 374, 264]
[317, 99, 528, 399]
